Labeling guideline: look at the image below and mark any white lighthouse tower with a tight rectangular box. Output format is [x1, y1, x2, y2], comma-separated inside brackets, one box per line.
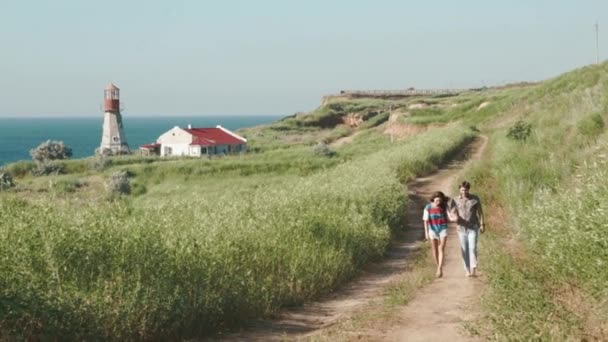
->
[99, 83, 130, 155]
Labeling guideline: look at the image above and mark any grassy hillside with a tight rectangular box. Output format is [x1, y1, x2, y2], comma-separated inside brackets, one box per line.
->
[2, 62, 606, 340]
[461, 62, 608, 340]
[0, 93, 476, 339]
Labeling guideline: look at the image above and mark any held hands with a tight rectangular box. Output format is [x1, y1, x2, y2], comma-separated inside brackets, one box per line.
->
[447, 209, 458, 222]
[480, 224, 486, 233]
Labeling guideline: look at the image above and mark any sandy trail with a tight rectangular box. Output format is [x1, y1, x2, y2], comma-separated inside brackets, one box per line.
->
[379, 135, 487, 342]
[214, 136, 487, 342]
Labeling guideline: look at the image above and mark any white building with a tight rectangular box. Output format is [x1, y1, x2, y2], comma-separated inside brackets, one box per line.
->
[140, 125, 247, 157]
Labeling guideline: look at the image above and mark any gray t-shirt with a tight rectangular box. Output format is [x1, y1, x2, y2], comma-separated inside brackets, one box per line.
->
[451, 194, 482, 229]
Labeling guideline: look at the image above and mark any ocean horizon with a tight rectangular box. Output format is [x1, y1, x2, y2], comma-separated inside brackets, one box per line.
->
[0, 115, 282, 167]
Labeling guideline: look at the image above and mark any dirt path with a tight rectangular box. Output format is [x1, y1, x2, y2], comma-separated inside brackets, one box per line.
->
[379, 135, 488, 342]
[214, 136, 487, 342]
[330, 130, 362, 147]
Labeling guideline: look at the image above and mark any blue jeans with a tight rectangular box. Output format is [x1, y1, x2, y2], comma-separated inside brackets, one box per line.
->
[457, 226, 478, 272]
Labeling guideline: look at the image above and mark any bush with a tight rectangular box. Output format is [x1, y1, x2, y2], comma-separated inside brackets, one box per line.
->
[506, 120, 532, 141]
[88, 156, 113, 171]
[0, 170, 14, 191]
[312, 142, 337, 157]
[95, 147, 113, 157]
[30, 140, 73, 162]
[105, 171, 131, 196]
[130, 182, 147, 196]
[5, 161, 34, 178]
[30, 161, 65, 176]
[577, 113, 605, 139]
[49, 178, 87, 194]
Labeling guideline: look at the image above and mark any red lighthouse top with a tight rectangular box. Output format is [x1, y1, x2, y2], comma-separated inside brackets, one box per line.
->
[104, 83, 120, 113]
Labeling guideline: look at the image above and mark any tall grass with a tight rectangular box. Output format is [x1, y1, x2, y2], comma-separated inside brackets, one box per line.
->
[0, 124, 475, 339]
[467, 62, 608, 340]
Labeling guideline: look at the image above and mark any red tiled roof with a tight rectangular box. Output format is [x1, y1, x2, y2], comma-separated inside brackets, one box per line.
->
[139, 143, 160, 149]
[185, 128, 245, 146]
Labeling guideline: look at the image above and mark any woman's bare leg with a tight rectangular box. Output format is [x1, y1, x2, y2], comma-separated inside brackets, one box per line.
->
[430, 238, 439, 268]
[438, 237, 447, 277]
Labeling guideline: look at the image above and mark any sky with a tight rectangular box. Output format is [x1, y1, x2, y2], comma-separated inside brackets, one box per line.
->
[0, 0, 606, 117]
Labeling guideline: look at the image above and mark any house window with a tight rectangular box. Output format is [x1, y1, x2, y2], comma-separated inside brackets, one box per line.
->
[164, 146, 172, 156]
[201, 147, 208, 154]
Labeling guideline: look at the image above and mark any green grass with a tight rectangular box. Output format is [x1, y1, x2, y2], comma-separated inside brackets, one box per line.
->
[0, 123, 475, 340]
[463, 61, 608, 340]
[6, 61, 608, 340]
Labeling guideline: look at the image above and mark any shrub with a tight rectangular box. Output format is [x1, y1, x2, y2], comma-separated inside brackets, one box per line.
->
[5, 161, 34, 178]
[105, 171, 130, 196]
[323, 126, 353, 144]
[312, 142, 337, 157]
[30, 140, 73, 162]
[60, 160, 87, 174]
[30, 161, 65, 176]
[0, 169, 14, 191]
[130, 182, 147, 196]
[49, 178, 87, 194]
[506, 120, 532, 141]
[577, 112, 605, 138]
[88, 156, 113, 171]
[358, 111, 390, 129]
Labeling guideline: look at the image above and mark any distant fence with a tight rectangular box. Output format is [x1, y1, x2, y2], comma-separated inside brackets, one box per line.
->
[338, 89, 465, 97]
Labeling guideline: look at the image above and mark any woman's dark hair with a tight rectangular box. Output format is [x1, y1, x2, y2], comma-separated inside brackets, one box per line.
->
[430, 191, 448, 212]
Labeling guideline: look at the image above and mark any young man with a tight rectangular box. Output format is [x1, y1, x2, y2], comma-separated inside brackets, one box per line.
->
[452, 181, 485, 277]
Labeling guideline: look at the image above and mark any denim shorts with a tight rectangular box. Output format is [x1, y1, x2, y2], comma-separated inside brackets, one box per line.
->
[429, 228, 448, 240]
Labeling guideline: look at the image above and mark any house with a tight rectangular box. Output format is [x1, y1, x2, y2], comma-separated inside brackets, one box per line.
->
[139, 125, 247, 157]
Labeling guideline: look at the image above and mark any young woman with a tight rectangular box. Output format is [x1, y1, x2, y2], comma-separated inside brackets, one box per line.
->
[422, 191, 455, 278]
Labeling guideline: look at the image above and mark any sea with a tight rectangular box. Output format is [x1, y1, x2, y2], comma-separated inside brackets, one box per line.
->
[0, 115, 281, 167]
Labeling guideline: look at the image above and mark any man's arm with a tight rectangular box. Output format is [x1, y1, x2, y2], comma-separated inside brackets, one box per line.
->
[446, 198, 458, 222]
[422, 207, 430, 240]
[478, 199, 485, 232]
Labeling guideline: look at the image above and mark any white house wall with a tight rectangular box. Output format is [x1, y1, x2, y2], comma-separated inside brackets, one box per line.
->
[157, 127, 192, 157]
[155, 126, 248, 157]
[161, 143, 190, 157]
[158, 127, 192, 144]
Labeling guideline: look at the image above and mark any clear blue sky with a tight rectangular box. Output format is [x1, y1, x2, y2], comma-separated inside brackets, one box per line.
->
[1, 0, 606, 117]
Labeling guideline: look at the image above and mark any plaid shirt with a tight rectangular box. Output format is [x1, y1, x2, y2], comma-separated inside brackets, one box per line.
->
[452, 194, 482, 229]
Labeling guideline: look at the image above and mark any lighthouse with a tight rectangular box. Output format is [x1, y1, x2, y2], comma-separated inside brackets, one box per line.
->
[99, 83, 130, 155]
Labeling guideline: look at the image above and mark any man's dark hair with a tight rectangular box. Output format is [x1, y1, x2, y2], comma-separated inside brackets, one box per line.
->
[459, 181, 471, 190]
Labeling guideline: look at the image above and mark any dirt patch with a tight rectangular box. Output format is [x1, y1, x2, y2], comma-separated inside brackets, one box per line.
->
[383, 123, 428, 139]
[477, 102, 490, 110]
[408, 103, 428, 110]
[342, 113, 364, 128]
[331, 131, 362, 147]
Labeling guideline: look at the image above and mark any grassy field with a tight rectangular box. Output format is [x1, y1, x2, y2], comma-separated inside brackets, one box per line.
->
[0, 102, 475, 339]
[460, 62, 608, 340]
[2, 62, 607, 340]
